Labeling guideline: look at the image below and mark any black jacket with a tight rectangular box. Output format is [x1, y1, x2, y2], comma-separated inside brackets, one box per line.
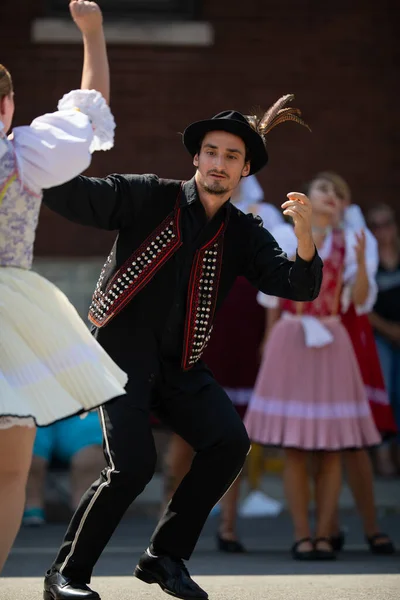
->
[43, 174, 323, 387]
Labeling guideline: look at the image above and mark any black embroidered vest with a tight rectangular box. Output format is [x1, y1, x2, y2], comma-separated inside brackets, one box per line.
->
[88, 189, 227, 370]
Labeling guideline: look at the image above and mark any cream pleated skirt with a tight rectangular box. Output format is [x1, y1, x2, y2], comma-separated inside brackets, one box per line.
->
[0, 267, 128, 429]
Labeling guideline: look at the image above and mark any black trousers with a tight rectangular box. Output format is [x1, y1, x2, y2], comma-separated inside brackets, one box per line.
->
[51, 375, 250, 583]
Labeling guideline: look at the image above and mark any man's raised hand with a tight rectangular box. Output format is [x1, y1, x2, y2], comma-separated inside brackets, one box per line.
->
[281, 193, 313, 241]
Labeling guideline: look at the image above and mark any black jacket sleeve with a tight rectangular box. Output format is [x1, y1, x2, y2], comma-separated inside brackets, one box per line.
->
[42, 173, 155, 231]
[242, 214, 323, 301]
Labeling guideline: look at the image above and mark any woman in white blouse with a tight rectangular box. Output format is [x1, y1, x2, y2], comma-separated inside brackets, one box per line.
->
[0, 2, 127, 572]
[245, 172, 381, 560]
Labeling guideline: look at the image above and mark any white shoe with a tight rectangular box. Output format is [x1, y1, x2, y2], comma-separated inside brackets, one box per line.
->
[239, 490, 282, 517]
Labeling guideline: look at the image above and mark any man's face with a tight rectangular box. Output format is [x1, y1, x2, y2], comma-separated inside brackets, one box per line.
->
[194, 130, 250, 196]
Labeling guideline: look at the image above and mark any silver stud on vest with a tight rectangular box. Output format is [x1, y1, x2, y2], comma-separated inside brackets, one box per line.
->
[89, 222, 177, 324]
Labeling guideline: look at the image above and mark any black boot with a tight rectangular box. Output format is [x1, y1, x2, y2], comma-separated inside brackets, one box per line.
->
[43, 571, 100, 599]
[134, 551, 208, 599]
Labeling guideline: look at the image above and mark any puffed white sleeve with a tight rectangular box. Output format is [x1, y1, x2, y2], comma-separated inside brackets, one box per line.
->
[256, 223, 298, 309]
[10, 89, 115, 194]
[341, 228, 378, 314]
[343, 204, 366, 230]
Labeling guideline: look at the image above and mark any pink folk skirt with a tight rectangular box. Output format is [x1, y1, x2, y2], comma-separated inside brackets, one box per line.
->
[244, 316, 381, 450]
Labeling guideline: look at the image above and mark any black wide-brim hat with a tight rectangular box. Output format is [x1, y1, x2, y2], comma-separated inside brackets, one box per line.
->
[183, 110, 268, 175]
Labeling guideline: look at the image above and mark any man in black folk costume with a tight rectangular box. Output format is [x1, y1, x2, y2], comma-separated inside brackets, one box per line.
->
[43, 96, 323, 600]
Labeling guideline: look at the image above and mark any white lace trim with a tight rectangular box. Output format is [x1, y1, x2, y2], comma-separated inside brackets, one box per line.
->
[57, 89, 115, 152]
[0, 416, 35, 430]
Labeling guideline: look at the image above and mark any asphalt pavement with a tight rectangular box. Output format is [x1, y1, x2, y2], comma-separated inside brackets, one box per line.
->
[2, 511, 399, 600]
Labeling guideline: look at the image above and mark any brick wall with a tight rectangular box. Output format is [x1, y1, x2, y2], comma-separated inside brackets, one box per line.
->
[2, 0, 399, 257]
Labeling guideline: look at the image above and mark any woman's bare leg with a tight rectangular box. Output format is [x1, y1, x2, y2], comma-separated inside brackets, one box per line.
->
[313, 451, 342, 551]
[0, 425, 36, 572]
[374, 444, 397, 477]
[343, 449, 390, 543]
[284, 449, 313, 552]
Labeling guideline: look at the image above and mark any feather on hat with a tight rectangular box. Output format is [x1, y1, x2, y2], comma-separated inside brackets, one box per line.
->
[183, 94, 310, 175]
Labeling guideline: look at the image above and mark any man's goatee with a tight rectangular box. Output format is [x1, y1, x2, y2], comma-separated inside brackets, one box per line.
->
[203, 184, 228, 196]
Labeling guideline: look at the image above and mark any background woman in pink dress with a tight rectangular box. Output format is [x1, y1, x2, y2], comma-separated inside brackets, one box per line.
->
[245, 172, 381, 560]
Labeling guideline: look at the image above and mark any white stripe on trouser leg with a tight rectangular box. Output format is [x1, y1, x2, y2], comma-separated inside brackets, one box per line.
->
[60, 407, 115, 574]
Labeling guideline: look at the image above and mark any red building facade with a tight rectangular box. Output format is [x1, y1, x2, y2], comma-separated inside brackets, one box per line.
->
[2, 0, 398, 257]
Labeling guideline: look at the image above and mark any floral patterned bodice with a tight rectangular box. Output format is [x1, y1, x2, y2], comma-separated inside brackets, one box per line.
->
[0, 134, 42, 270]
[0, 89, 116, 270]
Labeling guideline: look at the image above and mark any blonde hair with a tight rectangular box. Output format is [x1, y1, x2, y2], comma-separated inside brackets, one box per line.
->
[0, 64, 13, 100]
[309, 171, 351, 204]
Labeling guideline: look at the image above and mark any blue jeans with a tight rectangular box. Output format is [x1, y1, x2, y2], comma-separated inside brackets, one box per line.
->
[375, 334, 400, 442]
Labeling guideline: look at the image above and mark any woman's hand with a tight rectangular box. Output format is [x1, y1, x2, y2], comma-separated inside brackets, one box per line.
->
[69, 1, 103, 36]
[354, 230, 366, 266]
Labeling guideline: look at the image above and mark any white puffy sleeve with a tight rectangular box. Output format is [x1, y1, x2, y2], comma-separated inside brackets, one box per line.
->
[256, 223, 298, 308]
[10, 89, 115, 194]
[343, 204, 366, 230]
[341, 227, 378, 314]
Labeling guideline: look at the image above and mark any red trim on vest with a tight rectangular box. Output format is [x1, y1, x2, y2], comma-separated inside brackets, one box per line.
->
[88, 204, 182, 327]
[181, 222, 225, 371]
[88, 184, 228, 372]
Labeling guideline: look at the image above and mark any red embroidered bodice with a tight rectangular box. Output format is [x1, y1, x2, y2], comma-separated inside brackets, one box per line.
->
[281, 229, 345, 317]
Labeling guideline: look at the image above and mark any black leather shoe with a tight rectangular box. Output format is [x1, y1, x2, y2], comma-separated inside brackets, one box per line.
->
[43, 571, 100, 599]
[134, 551, 208, 599]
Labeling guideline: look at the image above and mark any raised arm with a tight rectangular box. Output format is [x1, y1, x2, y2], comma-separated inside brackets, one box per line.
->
[42, 173, 153, 231]
[341, 228, 378, 315]
[351, 231, 370, 307]
[70, 0, 110, 102]
[242, 195, 323, 301]
[9, 1, 114, 195]
[243, 220, 322, 301]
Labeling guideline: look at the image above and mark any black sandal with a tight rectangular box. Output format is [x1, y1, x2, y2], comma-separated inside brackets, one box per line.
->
[291, 537, 315, 560]
[330, 530, 346, 552]
[314, 537, 336, 560]
[217, 534, 246, 553]
[366, 533, 395, 555]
